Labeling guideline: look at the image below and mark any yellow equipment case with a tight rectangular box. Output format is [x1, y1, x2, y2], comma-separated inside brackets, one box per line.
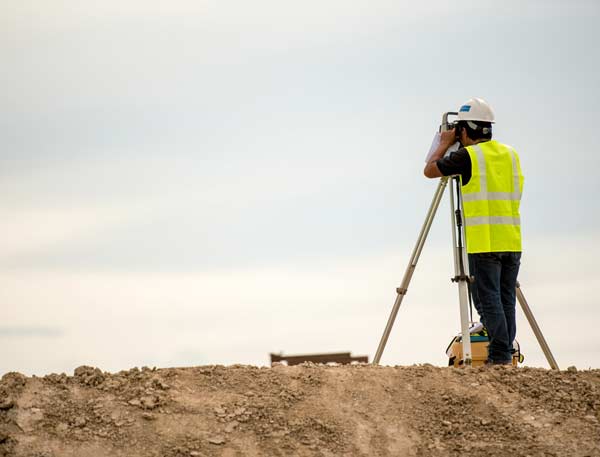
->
[446, 328, 524, 367]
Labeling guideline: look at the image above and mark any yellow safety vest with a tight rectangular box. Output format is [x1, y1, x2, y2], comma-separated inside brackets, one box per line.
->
[462, 140, 524, 254]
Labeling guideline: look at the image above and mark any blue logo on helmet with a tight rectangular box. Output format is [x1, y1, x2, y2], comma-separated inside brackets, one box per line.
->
[460, 105, 471, 112]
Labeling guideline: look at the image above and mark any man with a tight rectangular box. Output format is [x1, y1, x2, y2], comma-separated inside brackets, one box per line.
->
[423, 98, 524, 365]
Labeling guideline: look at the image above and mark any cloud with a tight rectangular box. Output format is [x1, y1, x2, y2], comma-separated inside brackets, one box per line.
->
[1, 231, 598, 375]
[0, 204, 146, 260]
[0, 0, 599, 376]
[0, 326, 64, 338]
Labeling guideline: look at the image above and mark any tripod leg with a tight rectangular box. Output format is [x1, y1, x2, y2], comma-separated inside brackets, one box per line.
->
[373, 177, 449, 365]
[516, 281, 559, 370]
[457, 280, 472, 365]
[449, 177, 472, 365]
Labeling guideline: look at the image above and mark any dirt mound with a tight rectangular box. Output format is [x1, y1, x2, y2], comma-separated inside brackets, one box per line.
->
[1, 364, 599, 456]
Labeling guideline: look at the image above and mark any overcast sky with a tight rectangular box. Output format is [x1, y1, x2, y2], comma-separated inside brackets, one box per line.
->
[2, 0, 599, 375]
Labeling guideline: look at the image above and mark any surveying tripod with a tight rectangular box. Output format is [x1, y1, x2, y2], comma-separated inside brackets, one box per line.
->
[373, 112, 559, 369]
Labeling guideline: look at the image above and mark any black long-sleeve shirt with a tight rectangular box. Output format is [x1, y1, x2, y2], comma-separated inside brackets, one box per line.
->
[436, 147, 472, 185]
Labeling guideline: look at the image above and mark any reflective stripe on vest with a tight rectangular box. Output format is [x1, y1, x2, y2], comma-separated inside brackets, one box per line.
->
[467, 215, 521, 226]
[462, 141, 524, 254]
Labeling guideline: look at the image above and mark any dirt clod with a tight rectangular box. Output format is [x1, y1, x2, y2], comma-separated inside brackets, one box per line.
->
[73, 366, 106, 386]
[0, 400, 14, 411]
[207, 436, 225, 445]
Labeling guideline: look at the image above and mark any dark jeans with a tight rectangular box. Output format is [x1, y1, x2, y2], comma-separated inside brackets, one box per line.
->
[468, 252, 521, 363]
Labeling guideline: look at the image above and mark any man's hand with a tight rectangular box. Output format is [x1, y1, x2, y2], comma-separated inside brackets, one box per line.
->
[439, 128, 457, 148]
[423, 128, 456, 178]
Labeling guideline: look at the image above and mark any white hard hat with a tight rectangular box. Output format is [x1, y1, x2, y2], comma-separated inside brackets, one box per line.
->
[457, 98, 495, 123]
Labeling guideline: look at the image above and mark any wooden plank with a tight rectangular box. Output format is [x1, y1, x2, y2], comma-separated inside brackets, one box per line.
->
[270, 352, 369, 366]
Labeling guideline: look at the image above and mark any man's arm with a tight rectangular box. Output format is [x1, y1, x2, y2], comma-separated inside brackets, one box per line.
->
[423, 129, 457, 178]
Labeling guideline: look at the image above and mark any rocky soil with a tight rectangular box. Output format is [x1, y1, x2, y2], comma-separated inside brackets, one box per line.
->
[1, 364, 599, 457]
